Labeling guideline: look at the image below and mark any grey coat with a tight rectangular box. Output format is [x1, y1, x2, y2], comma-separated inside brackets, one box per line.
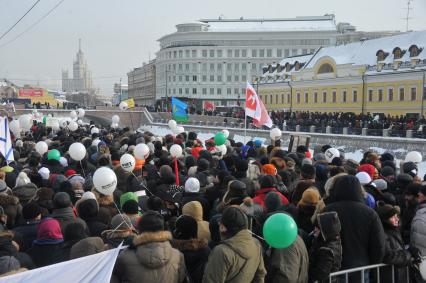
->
[411, 202, 426, 256]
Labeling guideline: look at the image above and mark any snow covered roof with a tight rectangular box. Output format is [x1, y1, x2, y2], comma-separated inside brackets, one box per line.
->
[279, 54, 315, 66]
[199, 16, 337, 32]
[304, 30, 426, 68]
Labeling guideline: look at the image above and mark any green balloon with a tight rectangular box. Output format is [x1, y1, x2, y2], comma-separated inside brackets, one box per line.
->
[47, 149, 61, 161]
[263, 213, 297, 249]
[43, 116, 47, 124]
[214, 132, 226, 146]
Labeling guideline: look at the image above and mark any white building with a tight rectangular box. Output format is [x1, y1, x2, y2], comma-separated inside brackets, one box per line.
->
[156, 15, 396, 108]
[127, 59, 156, 106]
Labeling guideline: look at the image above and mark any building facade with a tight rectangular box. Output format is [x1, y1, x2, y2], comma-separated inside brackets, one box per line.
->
[112, 82, 129, 105]
[258, 31, 426, 116]
[127, 60, 156, 106]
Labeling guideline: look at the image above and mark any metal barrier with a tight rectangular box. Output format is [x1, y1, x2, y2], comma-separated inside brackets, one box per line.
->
[328, 263, 410, 283]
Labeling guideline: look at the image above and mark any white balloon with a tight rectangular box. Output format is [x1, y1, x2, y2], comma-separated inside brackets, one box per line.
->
[35, 141, 48, 155]
[68, 121, 78, 131]
[18, 115, 32, 131]
[119, 101, 128, 110]
[170, 144, 183, 158]
[93, 167, 117, 195]
[9, 120, 20, 134]
[112, 115, 120, 124]
[120, 153, 136, 172]
[69, 142, 86, 161]
[168, 120, 177, 129]
[176, 126, 185, 134]
[222, 129, 230, 138]
[270, 128, 282, 140]
[420, 260, 426, 280]
[59, 117, 71, 129]
[76, 108, 85, 118]
[77, 119, 83, 125]
[92, 139, 101, 147]
[325, 148, 340, 163]
[405, 151, 422, 163]
[216, 144, 227, 156]
[45, 139, 52, 146]
[111, 123, 119, 129]
[70, 110, 77, 119]
[91, 127, 99, 134]
[134, 143, 150, 160]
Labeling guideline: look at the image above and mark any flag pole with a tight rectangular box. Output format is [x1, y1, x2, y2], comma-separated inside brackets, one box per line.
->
[244, 109, 247, 144]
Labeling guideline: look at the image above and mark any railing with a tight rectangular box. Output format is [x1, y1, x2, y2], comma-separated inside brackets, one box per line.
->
[328, 263, 410, 283]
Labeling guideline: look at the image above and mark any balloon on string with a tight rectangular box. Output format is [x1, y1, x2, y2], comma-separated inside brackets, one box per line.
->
[18, 115, 32, 131]
[93, 167, 117, 195]
[263, 213, 298, 249]
[119, 101, 128, 110]
[120, 154, 136, 172]
[222, 129, 230, 138]
[168, 120, 177, 129]
[68, 121, 78, 132]
[112, 115, 120, 124]
[325, 148, 340, 163]
[76, 108, 85, 118]
[70, 110, 77, 119]
[170, 144, 183, 158]
[47, 149, 61, 161]
[134, 143, 150, 160]
[214, 132, 226, 146]
[405, 151, 422, 163]
[9, 120, 20, 134]
[69, 142, 86, 161]
[91, 127, 99, 134]
[270, 128, 282, 140]
[35, 141, 48, 155]
[216, 144, 227, 156]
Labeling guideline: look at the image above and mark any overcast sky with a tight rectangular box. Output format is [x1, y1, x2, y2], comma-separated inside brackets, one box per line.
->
[0, 0, 425, 95]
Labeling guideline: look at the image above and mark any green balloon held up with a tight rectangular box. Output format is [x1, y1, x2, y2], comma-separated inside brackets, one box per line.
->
[43, 116, 47, 124]
[214, 132, 226, 146]
[263, 213, 297, 249]
[47, 149, 61, 161]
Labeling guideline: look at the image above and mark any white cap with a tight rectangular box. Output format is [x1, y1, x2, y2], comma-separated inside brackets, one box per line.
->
[38, 167, 50, 180]
[356, 172, 372, 185]
[185, 177, 200, 193]
[59, 157, 68, 168]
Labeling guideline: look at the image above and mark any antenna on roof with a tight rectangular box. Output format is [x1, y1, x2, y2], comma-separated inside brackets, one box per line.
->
[404, 0, 413, 32]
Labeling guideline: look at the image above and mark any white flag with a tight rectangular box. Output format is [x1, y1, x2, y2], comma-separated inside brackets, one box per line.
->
[0, 117, 14, 163]
[1, 245, 123, 283]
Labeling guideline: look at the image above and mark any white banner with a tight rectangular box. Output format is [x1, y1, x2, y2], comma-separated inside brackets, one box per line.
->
[0, 117, 14, 162]
[0, 245, 123, 283]
[45, 117, 59, 128]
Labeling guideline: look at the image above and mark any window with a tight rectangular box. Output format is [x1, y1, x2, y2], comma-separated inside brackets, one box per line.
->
[202, 75, 207, 82]
[423, 86, 426, 99]
[192, 63, 197, 71]
[284, 49, 290, 57]
[210, 75, 214, 82]
[292, 49, 297, 56]
[252, 63, 257, 70]
[399, 88, 405, 101]
[210, 88, 214, 95]
[217, 63, 222, 70]
[234, 50, 240, 57]
[185, 88, 189, 94]
[314, 92, 318, 103]
[234, 63, 239, 71]
[192, 75, 197, 82]
[173, 51, 177, 58]
[368, 89, 373, 102]
[242, 63, 247, 71]
[179, 50, 183, 58]
[259, 49, 265, 57]
[388, 88, 394, 101]
[202, 88, 207, 95]
[242, 75, 246, 82]
[302, 49, 308, 55]
[178, 64, 183, 71]
[173, 76, 176, 82]
[185, 64, 189, 71]
[242, 88, 245, 96]
[277, 49, 282, 58]
[217, 88, 222, 95]
[411, 87, 417, 101]
[185, 75, 189, 82]
[209, 50, 214, 57]
[185, 50, 190, 58]
[179, 76, 182, 82]
[234, 88, 239, 94]
[202, 63, 207, 71]
[210, 63, 215, 71]
[252, 49, 257, 57]
[173, 89, 176, 94]
[192, 50, 196, 57]
[266, 49, 272, 57]
[353, 90, 358, 102]
[227, 63, 232, 71]
[318, 63, 334, 74]
[287, 93, 291, 103]
[304, 92, 309, 103]
[264, 95, 268, 104]
[332, 91, 337, 103]
[296, 93, 301, 104]
[217, 75, 222, 82]
[192, 88, 197, 94]
[234, 75, 239, 81]
[322, 91, 327, 103]
[226, 75, 232, 82]
[173, 64, 176, 71]
[227, 88, 232, 95]
[242, 50, 247, 57]
[378, 89, 383, 102]
[227, 50, 232, 57]
[342, 90, 347, 103]
[179, 88, 182, 94]
[217, 50, 223, 57]
[202, 50, 207, 57]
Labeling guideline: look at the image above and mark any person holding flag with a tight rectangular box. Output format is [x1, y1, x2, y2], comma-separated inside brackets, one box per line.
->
[245, 81, 273, 129]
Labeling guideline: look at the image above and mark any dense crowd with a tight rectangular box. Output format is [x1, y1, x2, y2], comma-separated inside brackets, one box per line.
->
[0, 117, 425, 283]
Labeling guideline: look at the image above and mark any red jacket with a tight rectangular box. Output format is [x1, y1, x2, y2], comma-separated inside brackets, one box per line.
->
[253, 187, 289, 208]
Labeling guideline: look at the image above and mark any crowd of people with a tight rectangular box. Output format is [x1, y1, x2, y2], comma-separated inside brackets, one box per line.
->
[0, 116, 425, 283]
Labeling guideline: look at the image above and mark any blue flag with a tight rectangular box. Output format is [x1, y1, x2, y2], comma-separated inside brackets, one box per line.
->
[172, 97, 188, 122]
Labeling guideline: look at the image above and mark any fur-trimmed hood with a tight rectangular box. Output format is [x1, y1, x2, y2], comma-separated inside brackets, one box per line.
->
[0, 194, 19, 206]
[171, 238, 208, 251]
[92, 189, 114, 206]
[133, 231, 172, 246]
[132, 231, 176, 269]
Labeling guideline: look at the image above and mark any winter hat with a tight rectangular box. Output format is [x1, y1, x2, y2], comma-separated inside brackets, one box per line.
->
[59, 157, 68, 168]
[259, 174, 276, 189]
[343, 159, 359, 175]
[185, 178, 200, 193]
[111, 214, 134, 231]
[365, 193, 376, 209]
[22, 201, 43, 220]
[356, 171, 372, 185]
[380, 152, 395, 163]
[381, 166, 395, 177]
[14, 172, 31, 188]
[396, 173, 413, 189]
[64, 223, 88, 242]
[264, 192, 283, 212]
[75, 191, 98, 211]
[36, 217, 63, 241]
[376, 201, 399, 222]
[64, 169, 77, 178]
[77, 199, 99, 219]
[53, 192, 72, 209]
[38, 167, 50, 180]
[0, 180, 7, 193]
[402, 161, 418, 177]
[0, 256, 20, 275]
[358, 164, 376, 180]
[301, 158, 313, 166]
[262, 164, 277, 175]
[313, 153, 326, 162]
[137, 210, 164, 232]
[122, 200, 139, 215]
[120, 192, 138, 209]
[159, 165, 173, 177]
[221, 206, 248, 235]
[174, 215, 198, 240]
[405, 183, 421, 197]
[298, 188, 320, 207]
[372, 179, 388, 191]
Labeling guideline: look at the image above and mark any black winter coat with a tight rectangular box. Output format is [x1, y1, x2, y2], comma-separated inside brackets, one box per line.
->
[26, 242, 65, 268]
[0, 231, 35, 270]
[181, 192, 211, 220]
[12, 220, 39, 251]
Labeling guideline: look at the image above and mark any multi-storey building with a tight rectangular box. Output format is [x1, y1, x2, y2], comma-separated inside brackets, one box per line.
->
[127, 60, 156, 106]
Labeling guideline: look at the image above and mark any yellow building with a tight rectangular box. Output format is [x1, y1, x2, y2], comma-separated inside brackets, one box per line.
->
[258, 31, 426, 117]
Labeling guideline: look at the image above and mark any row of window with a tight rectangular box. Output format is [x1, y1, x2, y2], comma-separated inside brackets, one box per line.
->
[167, 87, 246, 96]
[164, 48, 316, 59]
[262, 87, 426, 105]
[166, 62, 266, 73]
[167, 74, 249, 83]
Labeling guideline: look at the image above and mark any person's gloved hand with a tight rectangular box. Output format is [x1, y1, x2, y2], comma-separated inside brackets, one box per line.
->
[408, 246, 422, 265]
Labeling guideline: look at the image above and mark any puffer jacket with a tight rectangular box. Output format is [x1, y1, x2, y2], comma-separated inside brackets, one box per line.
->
[203, 229, 266, 283]
[113, 231, 186, 283]
[411, 202, 426, 256]
[0, 193, 21, 228]
[51, 207, 87, 235]
[182, 201, 211, 241]
[13, 183, 37, 206]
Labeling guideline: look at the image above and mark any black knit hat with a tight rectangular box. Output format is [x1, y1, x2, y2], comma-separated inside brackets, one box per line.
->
[22, 201, 43, 220]
[376, 201, 399, 222]
[138, 210, 164, 232]
[259, 174, 276, 189]
[220, 206, 248, 235]
[53, 192, 71, 209]
[402, 162, 418, 177]
[122, 200, 139, 215]
[380, 152, 395, 162]
[174, 215, 197, 240]
[381, 166, 395, 177]
[264, 192, 282, 212]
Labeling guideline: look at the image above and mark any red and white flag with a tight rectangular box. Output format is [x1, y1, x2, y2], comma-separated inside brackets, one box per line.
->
[245, 82, 273, 128]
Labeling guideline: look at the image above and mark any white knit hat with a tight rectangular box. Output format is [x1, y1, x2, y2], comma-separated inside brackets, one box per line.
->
[356, 172, 372, 185]
[185, 177, 200, 193]
[59, 157, 68, 168]
[38, 167, 50, 180]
